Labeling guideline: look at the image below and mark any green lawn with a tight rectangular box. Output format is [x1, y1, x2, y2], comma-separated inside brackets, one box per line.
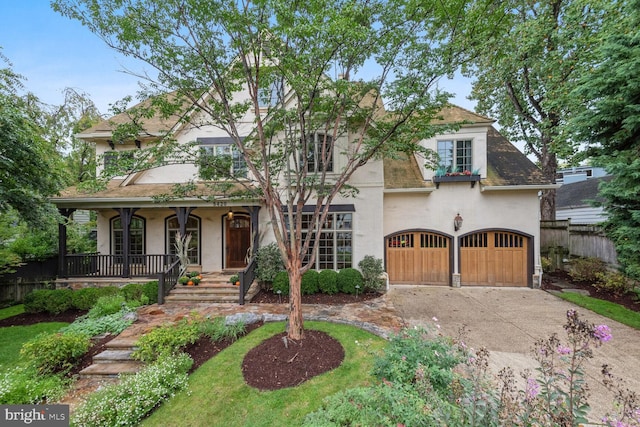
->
[557, 292, 640, 329]
[0, 323, 69, 371]
[0, 304, 24, 321]
[0, 305, 68, 372]
[141, 321, 387, 427]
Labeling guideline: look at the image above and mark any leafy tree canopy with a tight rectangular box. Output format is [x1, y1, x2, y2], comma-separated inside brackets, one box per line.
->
[0, 54, 67, 225]
[571, 0, 640, 279]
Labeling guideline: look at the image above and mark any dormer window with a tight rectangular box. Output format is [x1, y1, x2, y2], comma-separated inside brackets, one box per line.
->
[438, 140, 472, 173]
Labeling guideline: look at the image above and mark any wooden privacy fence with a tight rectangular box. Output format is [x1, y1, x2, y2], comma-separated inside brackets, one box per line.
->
[0, 257, 58, 302]
[540, 220, 618, 266]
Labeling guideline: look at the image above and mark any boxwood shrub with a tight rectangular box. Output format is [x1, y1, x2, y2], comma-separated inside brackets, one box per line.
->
[272, 271, 290, 295]
[337, 268, 363, 295]
[318, 269, 339, 294]
[301, 270, 320, 295]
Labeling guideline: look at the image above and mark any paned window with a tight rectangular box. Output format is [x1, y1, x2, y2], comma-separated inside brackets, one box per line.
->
[437, 140, 472, 173]
[285, 211, 352, 269]
[304, 133, 333, 172]
[111, 216, 145, 256]
[199, 141, 247, 178]
[166, 216, 200, 265]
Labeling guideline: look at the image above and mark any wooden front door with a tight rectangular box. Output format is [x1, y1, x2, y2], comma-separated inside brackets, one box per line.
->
[226, 215, 251, 269]
[460, 231, 528, 286]
[386, 231, 450, 285]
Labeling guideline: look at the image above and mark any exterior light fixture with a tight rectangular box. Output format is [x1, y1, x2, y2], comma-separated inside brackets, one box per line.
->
[227, 209, 234, 220]
[454, 213, 463, 231]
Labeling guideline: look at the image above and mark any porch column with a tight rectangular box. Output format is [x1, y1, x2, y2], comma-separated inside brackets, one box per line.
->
[114, 208, 138, 277]
[171, 207, 196, 237]
[58, 208, 76, 278]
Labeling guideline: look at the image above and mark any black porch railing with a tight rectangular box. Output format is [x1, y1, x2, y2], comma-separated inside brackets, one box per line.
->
[158, 258, 181, 305]
[238, 258, 257, 305]
[63, 254, 179, 278]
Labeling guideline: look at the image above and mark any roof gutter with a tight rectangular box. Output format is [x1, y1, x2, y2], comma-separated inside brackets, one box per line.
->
[480, 184, 561, 192]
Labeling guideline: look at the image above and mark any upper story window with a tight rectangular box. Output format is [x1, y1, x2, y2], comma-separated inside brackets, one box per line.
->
[258, 81, 283, 108]
[437, 140, 472, 173]
[103, 150, 134, 171]
[197, 137, 247, 179]
[303, 133, 333, 172]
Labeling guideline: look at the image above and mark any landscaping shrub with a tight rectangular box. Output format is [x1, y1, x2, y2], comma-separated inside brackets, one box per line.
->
[301, 270, 320, 295]
[60, 311, 135, 337]
[318, 269, 339, 295]
[23, 290, 51, 313]
[142, 280, 159, 304]
[20, 332, 90, 375]
[199, 316, 246, 343]
[24, 289, 74, 314]
[71, 288, 100, 310]
[87, 294, 127, 319]
[71, 352, 193, 427]
[0, 365, 69, 404]
[569, 256, 607, 283]
[272, 271, 289, 295]
[337, 268, 363, 295]
[120, 283, 144, 302]
[358, 255, 385, 292]
[594, 271, 635, 296]
[132, 314, 202, 363]
[372, 327, 464, 394]
[255, 243, 285, 284]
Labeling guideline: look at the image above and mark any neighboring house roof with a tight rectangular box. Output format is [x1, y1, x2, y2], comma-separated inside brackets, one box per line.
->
[431, 104, 494, 126]
[556, 175, 613, 209]
[483, 127, 551, 186]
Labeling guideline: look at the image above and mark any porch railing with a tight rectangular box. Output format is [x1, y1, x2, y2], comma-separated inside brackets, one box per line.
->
[158, 258, 181, 305]
[63, 254, 178, 278]
[238, 257, 257, 305]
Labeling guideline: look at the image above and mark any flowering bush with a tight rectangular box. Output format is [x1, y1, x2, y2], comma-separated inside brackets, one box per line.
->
[71, 353, 193, 427]
[305, 311, 640, 427]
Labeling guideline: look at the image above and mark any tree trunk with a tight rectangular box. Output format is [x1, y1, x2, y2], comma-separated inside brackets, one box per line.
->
[539, 141, 558, 221]
[287, 267, 304, 340]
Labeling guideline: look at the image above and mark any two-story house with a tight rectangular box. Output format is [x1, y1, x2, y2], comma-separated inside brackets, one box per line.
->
[52, 98, 554, 299]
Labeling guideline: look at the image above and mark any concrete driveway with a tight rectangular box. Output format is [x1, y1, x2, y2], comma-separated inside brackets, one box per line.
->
[387, 286, 640, 424]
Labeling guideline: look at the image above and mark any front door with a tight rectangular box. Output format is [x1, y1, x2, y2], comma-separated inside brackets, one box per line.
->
[226, 214, 251, 268]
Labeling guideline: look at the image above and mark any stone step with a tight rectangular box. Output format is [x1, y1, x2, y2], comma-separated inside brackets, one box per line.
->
[105, 336, 138, 350]
[164, 294, 238, 303]
[170, 287, 239, 294]
[93, 349, 136, 364]
[79, 361, 143, 378]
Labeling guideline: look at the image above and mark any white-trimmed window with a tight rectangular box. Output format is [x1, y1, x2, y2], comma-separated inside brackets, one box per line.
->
[166, 215, 200, 265]
[437, 140, 472, 173]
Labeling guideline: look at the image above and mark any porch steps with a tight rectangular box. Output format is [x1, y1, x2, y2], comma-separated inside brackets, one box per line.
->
[164, 272, 248, 303]
[79, 338, 143, 378]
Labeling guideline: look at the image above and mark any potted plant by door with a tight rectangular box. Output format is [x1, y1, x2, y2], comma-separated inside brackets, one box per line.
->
[229, 274, 240, 286]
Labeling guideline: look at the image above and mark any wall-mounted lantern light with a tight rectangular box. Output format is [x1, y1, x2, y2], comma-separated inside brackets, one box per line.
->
[227, 209, 234, 221]
[454, 213, 463, 231]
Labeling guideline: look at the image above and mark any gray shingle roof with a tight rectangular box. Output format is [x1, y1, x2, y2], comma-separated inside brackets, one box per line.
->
[556, 176, 612, 208]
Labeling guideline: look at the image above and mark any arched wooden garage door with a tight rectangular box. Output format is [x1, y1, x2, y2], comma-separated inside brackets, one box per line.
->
[460, 231, 529, 286]
[387, 231, 450, 285]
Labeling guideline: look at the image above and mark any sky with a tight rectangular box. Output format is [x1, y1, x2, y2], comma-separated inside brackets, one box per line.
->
[0, 0, 477, 116]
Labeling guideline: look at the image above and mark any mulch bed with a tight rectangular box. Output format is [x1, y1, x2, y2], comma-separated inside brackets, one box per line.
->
[0, 309, 87, 327]
[242, 329, 344, 390]
[542, 270, 640, 312]
[250, 289, 381, 305]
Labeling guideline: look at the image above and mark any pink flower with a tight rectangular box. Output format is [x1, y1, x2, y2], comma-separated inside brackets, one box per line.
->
[594, 324, 612, 342]
[526, 378, 540, 400]
[556, 345, 572, 355]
